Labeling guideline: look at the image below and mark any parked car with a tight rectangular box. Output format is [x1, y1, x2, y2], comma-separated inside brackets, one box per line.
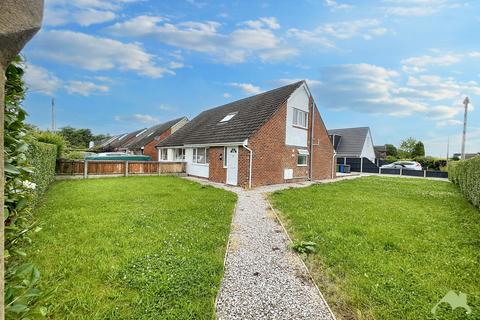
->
[381, 161, 422, 171]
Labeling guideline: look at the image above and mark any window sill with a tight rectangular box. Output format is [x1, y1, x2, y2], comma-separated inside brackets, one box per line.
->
[292, 124, 308, 130]
[192, 162, 209, 166]
[297, 164, 308, 167]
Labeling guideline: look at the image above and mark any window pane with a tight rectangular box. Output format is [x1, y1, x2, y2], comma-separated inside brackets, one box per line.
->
[297, 154, 307, 165]
[197, 148, 206, 163]
[224, 147, 228, 167]
[205, 148, 209, 163]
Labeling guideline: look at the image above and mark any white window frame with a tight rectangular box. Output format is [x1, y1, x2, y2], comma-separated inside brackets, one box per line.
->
[220, 112, 238, 122]
[193, 147, 209, 164]
[293, 108, 308, 128]
[174, 148, 185, 161]
[297, 150, 308, 166]
[160, 149, 168, 161]
[223, 146, 228, 168]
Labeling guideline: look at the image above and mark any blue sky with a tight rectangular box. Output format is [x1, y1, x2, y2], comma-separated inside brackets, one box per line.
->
[22, 0, 480, 156]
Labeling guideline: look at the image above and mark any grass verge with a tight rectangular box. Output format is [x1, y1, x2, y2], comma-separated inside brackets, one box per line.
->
[29, 176, 236, 319]
[269, 176, 479, 320]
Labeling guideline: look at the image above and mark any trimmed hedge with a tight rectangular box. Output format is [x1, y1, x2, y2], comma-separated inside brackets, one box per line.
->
[28, 141, 57, 207]
[449, 156, 480, 209]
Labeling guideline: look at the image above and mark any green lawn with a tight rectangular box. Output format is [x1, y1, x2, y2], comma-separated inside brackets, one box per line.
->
[29, 176, 236, 319]
[270, 176, 480, 320]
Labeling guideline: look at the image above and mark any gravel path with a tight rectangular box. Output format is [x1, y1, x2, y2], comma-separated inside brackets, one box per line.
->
[186, 177, 340, 319]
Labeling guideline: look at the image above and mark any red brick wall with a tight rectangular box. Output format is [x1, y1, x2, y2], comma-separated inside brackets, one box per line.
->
[208, 147, 226, 183]
[143, 128, 171, 161]
[236, 95, 334, 187]
[310, 103, 335, 180]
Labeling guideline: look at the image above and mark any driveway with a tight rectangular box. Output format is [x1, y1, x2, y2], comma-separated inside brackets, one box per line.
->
[185, 177, 343, 319]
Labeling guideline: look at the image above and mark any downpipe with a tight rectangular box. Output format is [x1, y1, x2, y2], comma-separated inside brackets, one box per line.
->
[242, 141, 253, 189]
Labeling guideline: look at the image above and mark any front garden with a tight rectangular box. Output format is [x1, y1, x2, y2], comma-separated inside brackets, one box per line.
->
[270, 176, 480, 319]
[28, 176, 236, 319]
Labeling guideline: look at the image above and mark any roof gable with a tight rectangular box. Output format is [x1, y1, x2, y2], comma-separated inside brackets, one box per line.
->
[157, 81, 304, 147]
[327, 127, 370, 156]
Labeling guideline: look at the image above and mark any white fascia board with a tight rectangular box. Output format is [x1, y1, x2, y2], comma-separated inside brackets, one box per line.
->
[184, 142, 244, 148]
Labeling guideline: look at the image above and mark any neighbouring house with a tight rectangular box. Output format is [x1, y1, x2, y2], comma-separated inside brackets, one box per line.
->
[120, 117, 188, 160]
[156, 81, 335, 188]
[374, 145, 387, 160]
[328, 127, 376, 162]
[95, 129, 146, 153]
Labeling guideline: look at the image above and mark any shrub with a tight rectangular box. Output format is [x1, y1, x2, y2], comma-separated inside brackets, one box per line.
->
[385, 155, 397, 163]
[449, 156, 480, 208]
[33, 131, 67, 158]
[4, 56, 46, 318]
[27, 141, 57, 207]
[63, 150, 86, 160]
[414, 156, 447, 170]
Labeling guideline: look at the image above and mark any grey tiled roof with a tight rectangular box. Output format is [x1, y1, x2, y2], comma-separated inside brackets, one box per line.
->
[108, 129, 146, 150]
[123, 117, 186, 150]
[327, 127, 370, 157]
[157, 81, 304, 147]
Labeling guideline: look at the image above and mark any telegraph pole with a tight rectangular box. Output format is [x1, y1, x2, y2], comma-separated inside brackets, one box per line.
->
[51, 97, 56, 132]
[461, 97, 469, 160]
[446, 137, 450, 166]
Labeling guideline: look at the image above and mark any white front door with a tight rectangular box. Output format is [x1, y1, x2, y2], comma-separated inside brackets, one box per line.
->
[226, 146, 238, 185]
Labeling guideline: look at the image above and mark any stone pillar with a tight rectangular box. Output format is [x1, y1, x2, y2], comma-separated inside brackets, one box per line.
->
[1, 1, 44, 317]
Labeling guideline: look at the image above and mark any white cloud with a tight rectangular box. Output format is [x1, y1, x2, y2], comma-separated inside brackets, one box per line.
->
[24, 64, 61, 95]
[24, 63, 111, 96]
[382, 0, 462, 17]
[223, 93, 231, 98]
[107, 15, 296, 64]
[65, 80, 109, 96]
[114, 114, 160, 123]
[324, 0, 353, 10]
[317, 19, 385, 40]
[229, 82, 263, 94]
[287, 19, 388, 48]
[32, 30, 174, 78]
[436, 119, 464, 126]
[401, 53, 462, 73]
[307, 63, 427, 116]
[158, 104, 176, 111]
[44, 0, 138, 26]
[241, 17, 280, 30]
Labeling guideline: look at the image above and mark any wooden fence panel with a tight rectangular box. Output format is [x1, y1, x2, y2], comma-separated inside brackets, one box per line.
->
[56, 159, 186, 178]
[56, 160, 84, 175]
[88, 161, 125, 175]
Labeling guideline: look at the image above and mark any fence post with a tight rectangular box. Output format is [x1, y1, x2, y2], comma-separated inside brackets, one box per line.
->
[84, 160, 88, 179]
[344, 157, 347, 165]
[400, 167, 403, 176]
[158, 161, 161, 176]
[424, 170, 427, 178]
[379, 167, 381, 174]
[125, 161, 129, 177]
[360, 157, 363, 173]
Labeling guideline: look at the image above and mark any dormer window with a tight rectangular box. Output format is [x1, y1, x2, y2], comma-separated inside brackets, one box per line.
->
[220, 112, 237, 122]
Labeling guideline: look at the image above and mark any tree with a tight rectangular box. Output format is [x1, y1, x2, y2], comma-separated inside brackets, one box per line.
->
[58, 126, 109, 149]
[398, 137, 418, 159]
[385, 144, 398, 157]
[413, 141, 425, 158]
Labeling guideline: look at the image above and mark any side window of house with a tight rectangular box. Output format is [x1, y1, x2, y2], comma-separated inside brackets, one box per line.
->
[293, 108, 308, 128]
[297, 150, 308, 166]
[160, 149, 168, 161]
